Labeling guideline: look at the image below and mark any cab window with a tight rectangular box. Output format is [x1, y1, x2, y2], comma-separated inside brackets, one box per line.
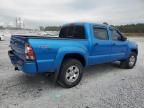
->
[59, 25, 86, 39]
[93, 27, 108, 40]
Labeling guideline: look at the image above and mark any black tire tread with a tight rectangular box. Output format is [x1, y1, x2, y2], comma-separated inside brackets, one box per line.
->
[120, 52, 137, 69]
[57, 59, 83, 88]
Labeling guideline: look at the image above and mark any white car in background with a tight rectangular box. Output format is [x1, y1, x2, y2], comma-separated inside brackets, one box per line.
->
[0, 34, 5, 41]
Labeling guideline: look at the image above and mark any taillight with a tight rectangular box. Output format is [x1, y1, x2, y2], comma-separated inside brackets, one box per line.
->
[25, 44, 35, 60]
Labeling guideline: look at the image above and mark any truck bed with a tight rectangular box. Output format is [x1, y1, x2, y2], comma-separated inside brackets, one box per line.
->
[9, 34, 88, 73]
[12, 35, 81, 40]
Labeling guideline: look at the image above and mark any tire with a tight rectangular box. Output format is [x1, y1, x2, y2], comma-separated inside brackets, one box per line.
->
[120, 52, 137, 69]
[0, 37, 1, 41]
[58, 59, 83, 88]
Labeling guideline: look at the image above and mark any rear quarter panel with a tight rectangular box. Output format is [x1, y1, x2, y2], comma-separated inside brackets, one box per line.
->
[29, 39, 89, 73]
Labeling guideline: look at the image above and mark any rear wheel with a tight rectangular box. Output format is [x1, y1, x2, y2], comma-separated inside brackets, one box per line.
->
[120, 52, 137, 69]
[58, 59, 83, 88]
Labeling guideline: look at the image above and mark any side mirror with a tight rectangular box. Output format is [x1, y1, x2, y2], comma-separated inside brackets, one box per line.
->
[118, 36, 127, 41]
[121, 36, 127, 41]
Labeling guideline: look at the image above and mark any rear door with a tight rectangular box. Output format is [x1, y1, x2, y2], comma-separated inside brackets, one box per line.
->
[89, 26, 112, 65]
[110, 29, 128, 61]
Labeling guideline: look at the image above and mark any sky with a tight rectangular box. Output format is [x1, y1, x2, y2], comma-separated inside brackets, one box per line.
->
[0, 0, 144, 28]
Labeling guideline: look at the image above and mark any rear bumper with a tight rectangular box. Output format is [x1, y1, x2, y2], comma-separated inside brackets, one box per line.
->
[8, 50, 37, 74]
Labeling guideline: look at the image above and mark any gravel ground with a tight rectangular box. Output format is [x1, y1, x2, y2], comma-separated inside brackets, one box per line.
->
[0, 36, 144, 108]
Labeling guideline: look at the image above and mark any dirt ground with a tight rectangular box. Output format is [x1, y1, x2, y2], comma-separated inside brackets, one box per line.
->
[0, 36, 144, 108]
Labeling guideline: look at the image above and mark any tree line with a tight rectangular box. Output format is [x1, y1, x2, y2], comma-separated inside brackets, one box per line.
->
[115, 23, 144, 33]
[44, 26, 61, 31]
[0, 26, 5, 29]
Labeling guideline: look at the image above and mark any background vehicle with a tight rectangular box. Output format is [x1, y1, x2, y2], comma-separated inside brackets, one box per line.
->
[8, 22, 138, 88]
[0, 34, 5, 41]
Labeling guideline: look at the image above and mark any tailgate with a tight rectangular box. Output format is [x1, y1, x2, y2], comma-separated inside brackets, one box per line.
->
[10, 35, 27, 60]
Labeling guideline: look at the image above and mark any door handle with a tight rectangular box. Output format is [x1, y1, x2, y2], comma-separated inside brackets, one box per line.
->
[94, 43, 99, 46]
[112, 43, 116, 46]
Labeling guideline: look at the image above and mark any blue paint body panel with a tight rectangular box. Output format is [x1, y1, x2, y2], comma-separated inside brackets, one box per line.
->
[8, 22, 138, 75]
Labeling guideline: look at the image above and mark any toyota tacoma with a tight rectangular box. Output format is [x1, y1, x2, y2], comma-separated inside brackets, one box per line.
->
[8, 22, 138, 88]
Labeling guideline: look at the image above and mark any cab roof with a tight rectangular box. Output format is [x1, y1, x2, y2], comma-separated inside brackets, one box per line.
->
[63, 22, 111, 28]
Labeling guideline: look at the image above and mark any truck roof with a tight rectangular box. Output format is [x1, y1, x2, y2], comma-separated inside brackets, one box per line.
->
[63, 22, 111, 28]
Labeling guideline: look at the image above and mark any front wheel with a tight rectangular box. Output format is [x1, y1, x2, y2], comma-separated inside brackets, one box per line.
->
[58, 59, 83, 88]
[120, 52, 137, 69]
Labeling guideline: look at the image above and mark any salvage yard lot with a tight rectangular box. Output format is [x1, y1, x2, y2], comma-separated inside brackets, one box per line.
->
[0, 36, 144, 108]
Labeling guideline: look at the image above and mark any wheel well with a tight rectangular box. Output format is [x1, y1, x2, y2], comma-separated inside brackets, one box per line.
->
[131, 49, 138, 55]
[63, 53, 86, 67]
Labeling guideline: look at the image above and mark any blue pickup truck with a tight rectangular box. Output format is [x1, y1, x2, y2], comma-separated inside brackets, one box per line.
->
[8, 22, 138, 88]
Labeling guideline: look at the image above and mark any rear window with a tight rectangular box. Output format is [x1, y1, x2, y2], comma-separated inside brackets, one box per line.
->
[59, 25, 86, 39]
